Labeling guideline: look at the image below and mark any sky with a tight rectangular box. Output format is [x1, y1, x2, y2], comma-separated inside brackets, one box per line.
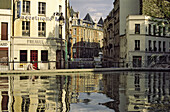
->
[70, 0, 114, 22]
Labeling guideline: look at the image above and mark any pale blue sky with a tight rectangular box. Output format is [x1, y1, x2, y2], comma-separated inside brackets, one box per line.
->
[70, 0, 114, 21]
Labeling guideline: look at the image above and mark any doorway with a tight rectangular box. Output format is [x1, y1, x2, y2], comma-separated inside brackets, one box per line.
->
[133, 56, 142, 67]
[30, 50, 38, 69]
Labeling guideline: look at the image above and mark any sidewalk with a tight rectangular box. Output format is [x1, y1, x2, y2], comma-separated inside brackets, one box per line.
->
[0, 68, 170, 75]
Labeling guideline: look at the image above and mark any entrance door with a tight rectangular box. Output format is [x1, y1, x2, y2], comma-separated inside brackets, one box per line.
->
[1, 23, 8, 40]
[31, 50, 38, 69]
[56, 50, 61, 69]
[133, 56, 142, 67]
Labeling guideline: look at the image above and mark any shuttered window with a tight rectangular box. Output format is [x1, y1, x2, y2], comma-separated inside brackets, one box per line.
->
[1, 23, 8, 40]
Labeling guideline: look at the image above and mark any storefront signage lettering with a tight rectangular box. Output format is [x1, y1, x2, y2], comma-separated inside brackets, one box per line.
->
[27, 40, 44, 44]
[20, 15, 59, 21]
[0, 42, 8, 46]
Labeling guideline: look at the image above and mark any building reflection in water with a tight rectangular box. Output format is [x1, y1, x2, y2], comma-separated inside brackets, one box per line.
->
[0, 72, 169, 112]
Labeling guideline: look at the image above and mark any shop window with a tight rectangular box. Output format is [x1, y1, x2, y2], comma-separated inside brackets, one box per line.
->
[1, 23, 8, 40]
[23, 0, 30, 13]
[38, 2, 46, 15]
[135, 24, 140, 34]
[0, 48, 8, 66]
[41, 50, 48, 62]
[38, 22, 46, 37]
[22, 21, 30, 36]
[135, 40, 140, 51]
[20, 50, 27, 62]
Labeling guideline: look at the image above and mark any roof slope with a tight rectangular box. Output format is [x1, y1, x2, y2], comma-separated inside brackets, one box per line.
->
[83, 13, 94, 24]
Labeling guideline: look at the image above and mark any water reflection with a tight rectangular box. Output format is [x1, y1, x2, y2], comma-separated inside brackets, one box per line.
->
[0, 72, 170, 112]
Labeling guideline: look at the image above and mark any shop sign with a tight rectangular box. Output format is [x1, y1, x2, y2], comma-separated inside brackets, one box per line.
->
[0, 42, 8, 46]
[27, 40, 44, 44]
[20, 15, 60, 21]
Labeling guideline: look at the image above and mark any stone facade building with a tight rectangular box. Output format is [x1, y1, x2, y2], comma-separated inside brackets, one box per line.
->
[0, 0, 13, 70]
[71, 12, 103, 61]
[103, 0, 170, 67]
[103, 0, 140, 67]
[125, 15, 170, 67]
[12, 0, 66, 70]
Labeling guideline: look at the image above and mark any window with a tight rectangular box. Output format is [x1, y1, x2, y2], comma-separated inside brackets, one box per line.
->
[74, 21, 76, 25]
[135, 40, 140, 50]
[153, 25, 156, 36]
[59, 25, 62, 38]
[73, 28, 76, 35]
[148, 40, 152, 51]
[38, 2, 46, 15]
[163, 41, 166, 52]
[41, 50, 48, 62]
[38, 22, 46, 37]
[23, 1, 30, 13]
[22, 21, 30, 36]
[135, 24, 140, 34]
[158, 26, 161, 36]
[1, 23, 8, 40]
[153, 41, 157, 52]
[0, 48, 8, 65]
[59, 5, 62, 13]
[163, 27, 165, 36]
[148, 24, 151, 35]
[159, 41, 161, 52]
[73, 38, 76, 44]
[20, 50, 27, 62]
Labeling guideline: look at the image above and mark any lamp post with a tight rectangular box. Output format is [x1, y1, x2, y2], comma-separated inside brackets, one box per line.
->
[59, 13, 64, 69]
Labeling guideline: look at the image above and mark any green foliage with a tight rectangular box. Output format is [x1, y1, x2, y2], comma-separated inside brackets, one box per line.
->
[143, 0, 170, 22]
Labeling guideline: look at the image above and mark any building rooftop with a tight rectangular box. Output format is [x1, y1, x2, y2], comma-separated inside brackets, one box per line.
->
[83, 13, 95, 24]
[98, 17, 104, 26]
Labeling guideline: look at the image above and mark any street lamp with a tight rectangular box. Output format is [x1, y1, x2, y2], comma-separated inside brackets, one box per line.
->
[59, 13, 64, 69]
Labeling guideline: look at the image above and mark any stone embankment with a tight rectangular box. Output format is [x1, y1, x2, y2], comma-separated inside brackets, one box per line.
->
[0, 68, 170, 75]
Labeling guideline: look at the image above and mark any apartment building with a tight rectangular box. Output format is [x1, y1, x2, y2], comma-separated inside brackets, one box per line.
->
[0, 0, 13, 70]
[12, 0, 66, 70]
[71, 12, 103, 61]
[103, 0, 140, 66]
[103, 0, 170, 67]
[103, 9, 115, 66]
[125, 15, 170, 68]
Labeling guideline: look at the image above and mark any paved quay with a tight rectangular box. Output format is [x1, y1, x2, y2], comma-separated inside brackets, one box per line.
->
[0, 68, 170, 75]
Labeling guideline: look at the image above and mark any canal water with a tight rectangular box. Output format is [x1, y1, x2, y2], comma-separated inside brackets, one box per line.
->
[0, 72, 170, 112]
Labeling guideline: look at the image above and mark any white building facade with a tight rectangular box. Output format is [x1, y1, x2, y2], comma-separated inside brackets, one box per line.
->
[0, 0, 13, 70]
[125, 15, 170, 68]
[12, 0, 66, 70]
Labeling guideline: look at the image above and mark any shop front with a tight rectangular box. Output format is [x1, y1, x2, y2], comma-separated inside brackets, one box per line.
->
[0, 41, 10, 70]
[12, 37, 63, 70]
